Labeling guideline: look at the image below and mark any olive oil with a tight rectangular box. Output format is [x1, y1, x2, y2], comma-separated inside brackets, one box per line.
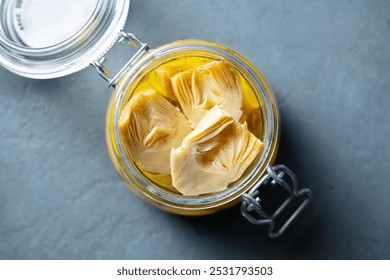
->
[121, 56, 263, 193]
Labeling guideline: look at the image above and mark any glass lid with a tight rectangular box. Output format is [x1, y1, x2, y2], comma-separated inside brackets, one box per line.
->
[0, 0, 130, 78]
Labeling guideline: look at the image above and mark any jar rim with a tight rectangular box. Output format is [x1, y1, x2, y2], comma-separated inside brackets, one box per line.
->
[108, 40, 280, 213]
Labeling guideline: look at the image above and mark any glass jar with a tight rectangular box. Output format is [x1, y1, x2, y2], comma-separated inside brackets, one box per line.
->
[0, 0, 311, 238]
[106, 39, 280, 216]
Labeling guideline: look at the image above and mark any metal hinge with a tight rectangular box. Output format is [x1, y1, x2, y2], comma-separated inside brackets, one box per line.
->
[91, 32, 150, 89]
[241, 164, 312, 238]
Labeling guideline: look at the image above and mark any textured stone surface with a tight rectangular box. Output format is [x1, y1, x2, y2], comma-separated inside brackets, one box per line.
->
[1, 0, 390, 259]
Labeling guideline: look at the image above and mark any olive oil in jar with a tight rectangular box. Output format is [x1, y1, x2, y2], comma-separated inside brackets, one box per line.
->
[119, 56, 264, 194]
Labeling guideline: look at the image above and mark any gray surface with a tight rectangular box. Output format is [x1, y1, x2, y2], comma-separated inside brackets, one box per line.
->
[1, 0, 390, 259]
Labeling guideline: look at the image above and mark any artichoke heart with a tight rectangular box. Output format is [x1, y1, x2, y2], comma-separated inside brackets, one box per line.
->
[171, 106, 263, 196]
[118, 89, 192, 174]
[150, 60, 192, 102]
[171, 61, 243, 128]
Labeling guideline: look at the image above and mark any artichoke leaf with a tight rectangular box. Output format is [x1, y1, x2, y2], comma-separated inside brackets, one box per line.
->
[118, 89, 192, 174]
[171, 61, 243, 128]
[150, 60, 193, 102]
[171, 106, 263, 196]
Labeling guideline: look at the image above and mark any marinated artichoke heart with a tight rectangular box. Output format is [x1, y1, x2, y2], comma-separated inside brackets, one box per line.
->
[171, 61, 243, 128]
[171, 106, 263, 196]
[118, 89, 192, 174]
[149, 60, 192, 102]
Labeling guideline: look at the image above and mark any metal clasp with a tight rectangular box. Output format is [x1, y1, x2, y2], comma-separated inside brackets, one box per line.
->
[241, 164, 312, 238]
[92, 32, 150, 89]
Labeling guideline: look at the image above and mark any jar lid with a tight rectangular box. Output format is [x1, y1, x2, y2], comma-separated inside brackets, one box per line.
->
[0, 0, 130, 78]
